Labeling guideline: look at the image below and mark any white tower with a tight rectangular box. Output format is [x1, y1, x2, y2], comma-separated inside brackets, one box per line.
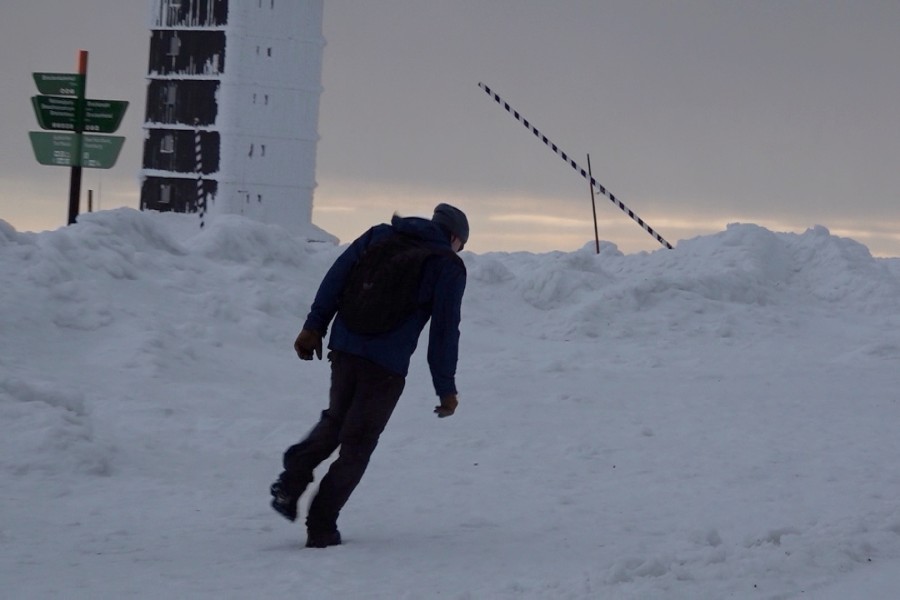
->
[140, 0, 330, 236]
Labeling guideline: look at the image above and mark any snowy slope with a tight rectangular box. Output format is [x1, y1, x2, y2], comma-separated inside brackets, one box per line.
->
[2, 209, 900, 599]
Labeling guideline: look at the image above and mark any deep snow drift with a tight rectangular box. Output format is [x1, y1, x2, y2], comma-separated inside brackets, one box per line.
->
[2, 208, 900, 599]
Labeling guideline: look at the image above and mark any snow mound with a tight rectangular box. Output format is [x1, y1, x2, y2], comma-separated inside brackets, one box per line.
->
[0, 377, 112, 477]
[464, 222, 900, 344]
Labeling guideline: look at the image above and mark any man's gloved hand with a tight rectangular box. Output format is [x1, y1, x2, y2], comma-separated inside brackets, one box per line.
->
[294, 328, 322, 360]
[434, 394, 459, 418]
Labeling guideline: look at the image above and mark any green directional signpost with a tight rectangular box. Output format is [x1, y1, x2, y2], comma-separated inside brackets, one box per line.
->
[31, 97, 129, 134]
[29, 132, 77, 166]
[83, 99, 129, 134]
[81, 134, 126, 168]
[31, 95, 77, 131]
[28, 51, 129, 225]
[29, 132, 125, 169]
[33, 72, 84, 97]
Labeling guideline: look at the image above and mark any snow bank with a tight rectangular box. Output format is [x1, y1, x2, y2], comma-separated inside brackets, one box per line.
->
[2, 209, 900, 599]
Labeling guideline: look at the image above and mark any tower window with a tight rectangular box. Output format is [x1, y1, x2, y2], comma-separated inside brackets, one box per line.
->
[168, 34, 181, 57]
[161, 133, 175, 154]
[165, 83, 177, 106]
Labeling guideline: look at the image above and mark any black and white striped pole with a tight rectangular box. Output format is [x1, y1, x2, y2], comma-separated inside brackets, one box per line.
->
[194, 119, 206, 228]
[478, 82, 673, 250]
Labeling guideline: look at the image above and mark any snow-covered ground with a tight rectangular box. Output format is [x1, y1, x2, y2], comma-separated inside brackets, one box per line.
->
[2, 208, 900, 599]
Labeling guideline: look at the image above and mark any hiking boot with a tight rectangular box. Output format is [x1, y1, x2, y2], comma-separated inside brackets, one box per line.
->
[270, 480, 298, 522]
[306, 529, 342, 548]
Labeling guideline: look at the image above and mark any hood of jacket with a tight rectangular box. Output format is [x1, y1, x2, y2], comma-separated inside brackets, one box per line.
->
[390, 215, 453, 249]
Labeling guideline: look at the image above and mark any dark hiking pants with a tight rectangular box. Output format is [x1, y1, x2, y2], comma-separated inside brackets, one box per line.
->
[281, 351, 405, 533]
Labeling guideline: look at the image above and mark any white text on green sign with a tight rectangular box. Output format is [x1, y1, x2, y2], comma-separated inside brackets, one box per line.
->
[32, 72, 84, 97]
[31, 96, 129, 133]
[29, 131, 76, 166]
[29, 131, 126, 169]
[81, 135, 125, 168]
[84, 99, 129, 133]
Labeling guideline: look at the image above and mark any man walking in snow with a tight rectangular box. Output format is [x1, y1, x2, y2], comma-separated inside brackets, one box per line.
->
[270, 204, 469, 548]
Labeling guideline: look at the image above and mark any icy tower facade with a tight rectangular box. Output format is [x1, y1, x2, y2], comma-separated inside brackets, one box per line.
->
[140, 0, 325, 229]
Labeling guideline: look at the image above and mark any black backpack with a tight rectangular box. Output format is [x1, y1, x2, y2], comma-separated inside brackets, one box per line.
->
[338, 233, 447, 335]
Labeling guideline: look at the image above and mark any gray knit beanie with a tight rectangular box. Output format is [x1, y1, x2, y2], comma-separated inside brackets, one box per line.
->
[432, 203, 469, 249]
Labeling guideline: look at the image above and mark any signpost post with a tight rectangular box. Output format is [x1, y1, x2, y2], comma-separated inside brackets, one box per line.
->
[28, 51, 129, 225]
[67, 51, 86, 226]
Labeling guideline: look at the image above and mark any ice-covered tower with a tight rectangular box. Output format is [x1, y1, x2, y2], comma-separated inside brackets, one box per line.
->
[140, 0, 327, 232]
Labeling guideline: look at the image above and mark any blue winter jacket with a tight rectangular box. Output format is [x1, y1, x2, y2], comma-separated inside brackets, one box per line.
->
[302, 215, 467, 397]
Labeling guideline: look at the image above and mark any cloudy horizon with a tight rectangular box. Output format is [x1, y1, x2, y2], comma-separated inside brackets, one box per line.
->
[2, 1, 898, 255]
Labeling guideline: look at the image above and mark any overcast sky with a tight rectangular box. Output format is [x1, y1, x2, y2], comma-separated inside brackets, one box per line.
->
[2, 1, 899, 255]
